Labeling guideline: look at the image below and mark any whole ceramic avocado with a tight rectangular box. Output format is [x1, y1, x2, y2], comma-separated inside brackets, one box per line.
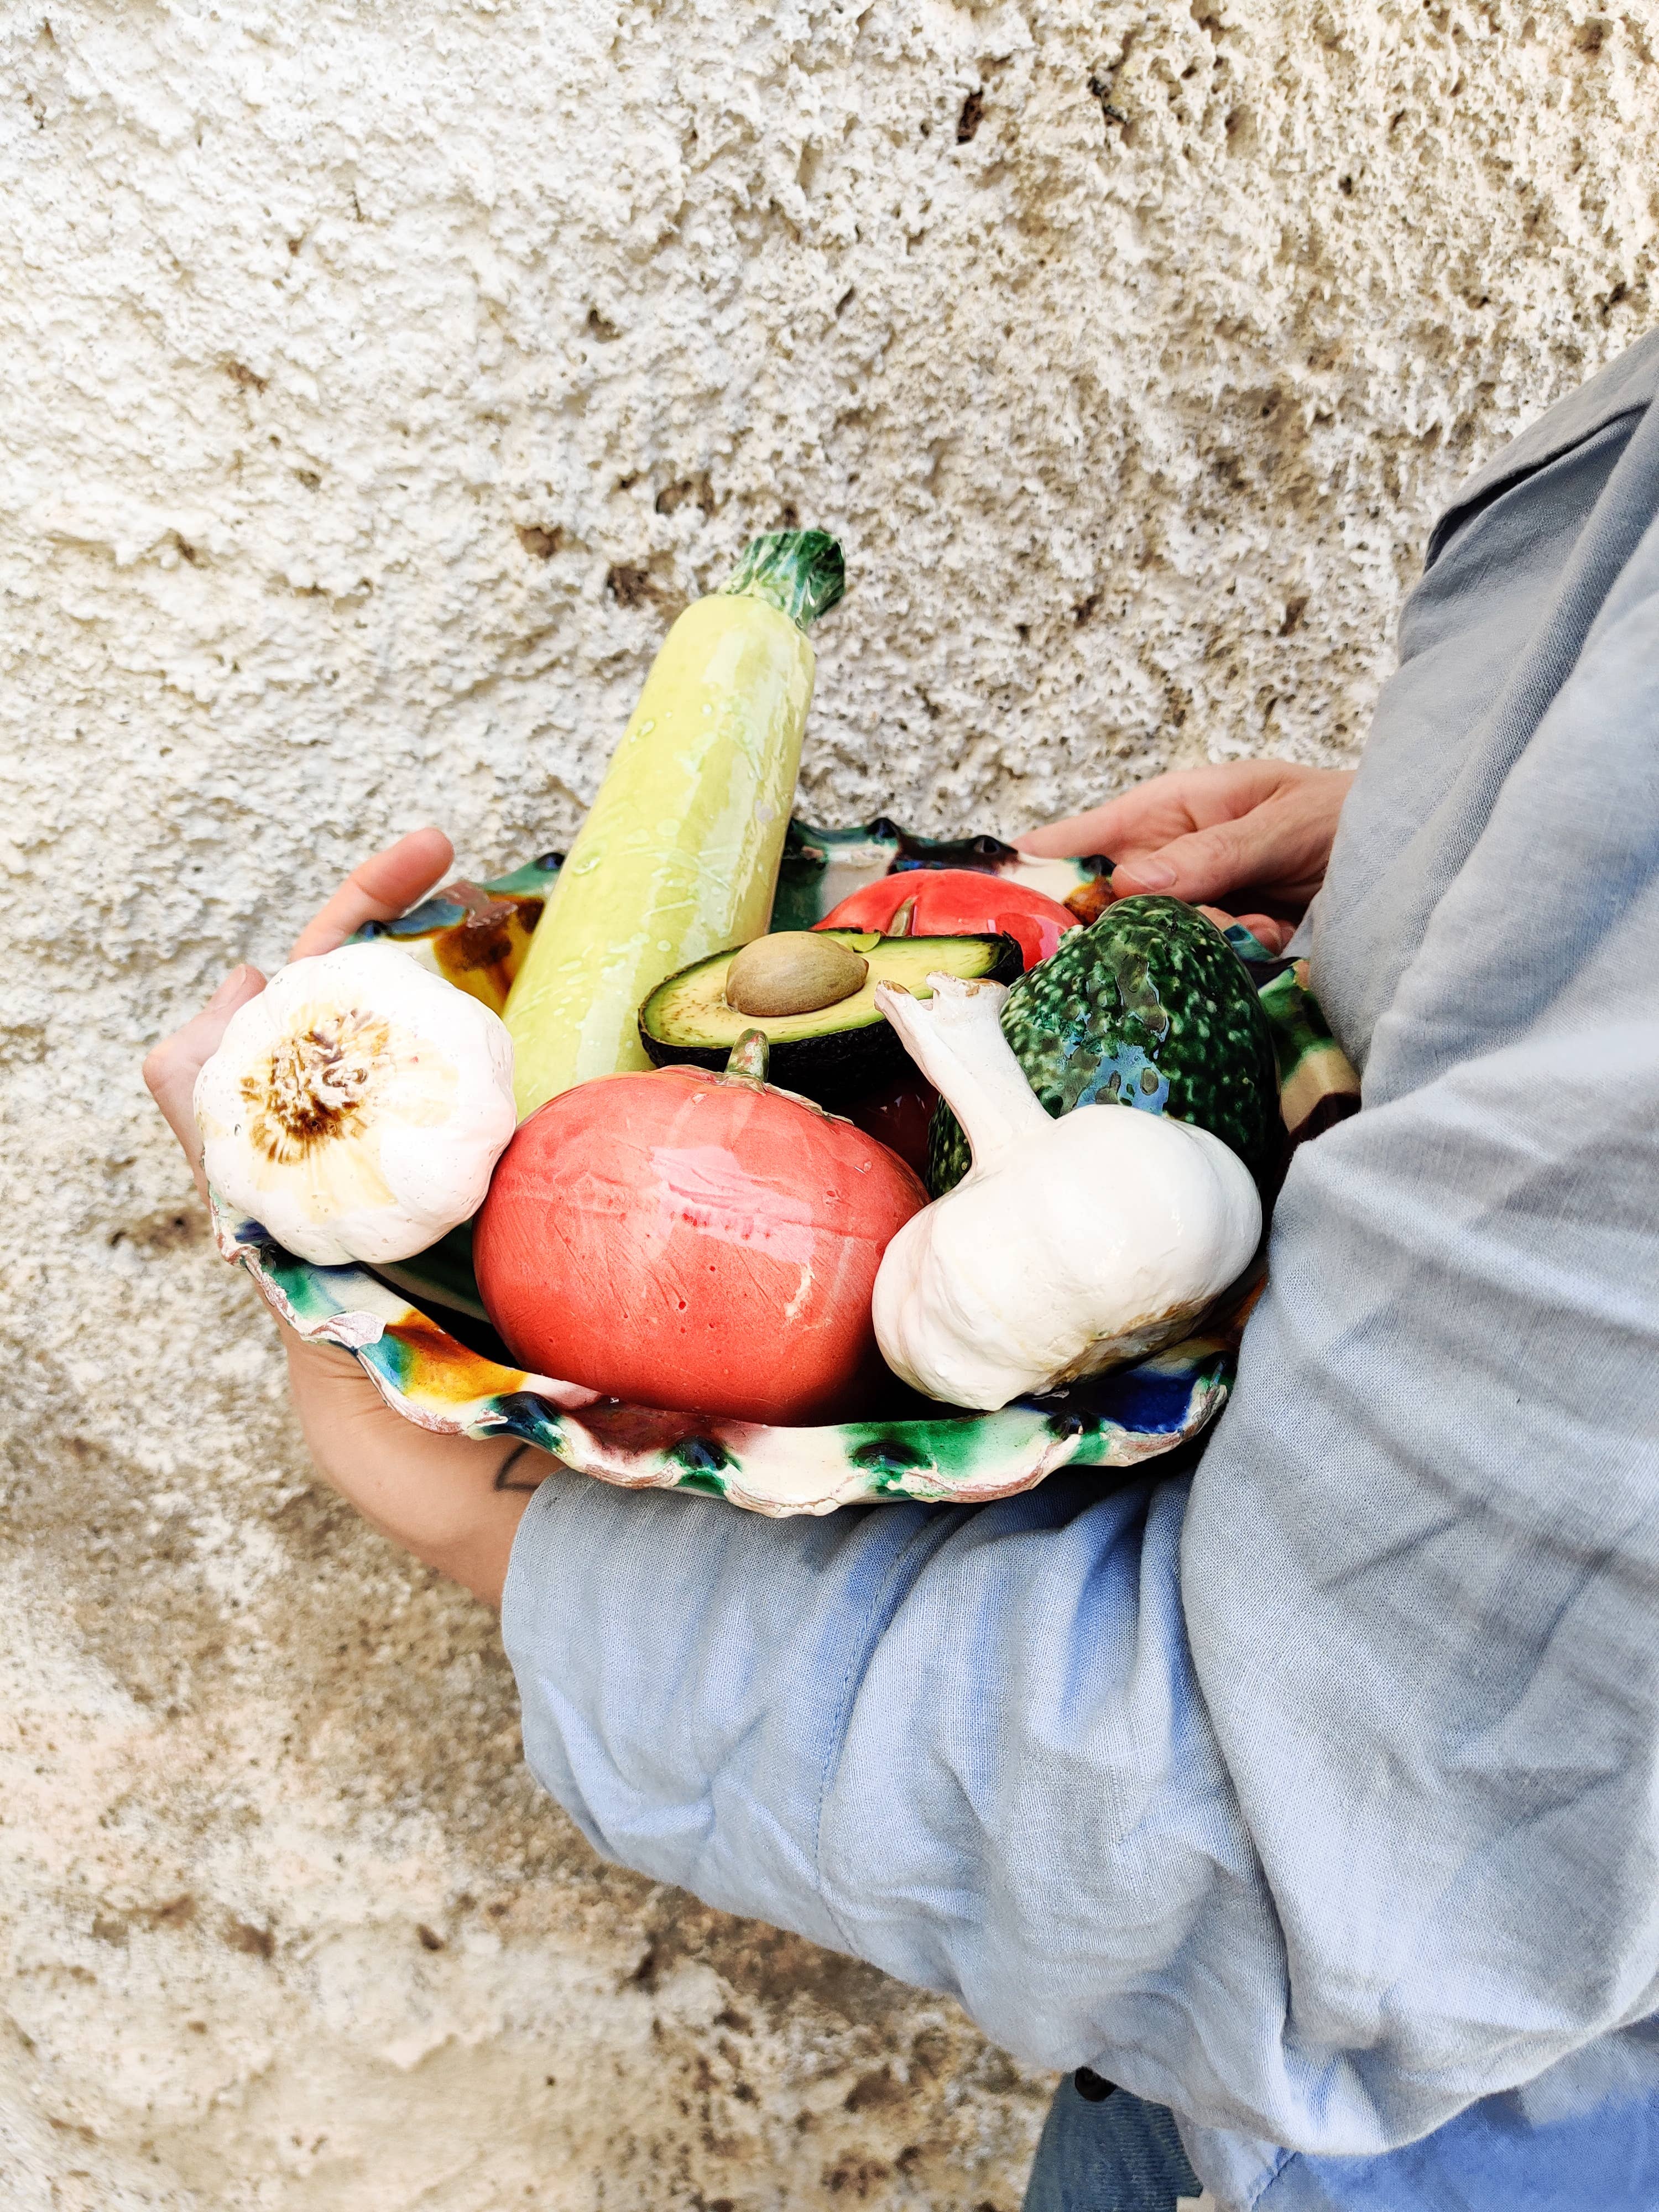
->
[925, 894, 1282, 1196]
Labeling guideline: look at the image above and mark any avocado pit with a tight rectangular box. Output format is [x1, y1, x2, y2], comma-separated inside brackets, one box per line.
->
[724, 931, 869, 1018]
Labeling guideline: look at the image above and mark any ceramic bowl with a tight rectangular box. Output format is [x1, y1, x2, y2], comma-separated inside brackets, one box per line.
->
[212, 820, 1358, 1516]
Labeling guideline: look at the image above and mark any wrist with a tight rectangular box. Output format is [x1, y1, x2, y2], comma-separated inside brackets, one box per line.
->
[280, 1328, 559, 1607]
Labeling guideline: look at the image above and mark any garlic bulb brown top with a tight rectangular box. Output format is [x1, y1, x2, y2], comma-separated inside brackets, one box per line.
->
[195, 942, 516, 1266]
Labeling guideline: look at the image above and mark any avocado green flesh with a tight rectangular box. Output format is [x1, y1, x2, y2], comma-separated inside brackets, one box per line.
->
[927, 896, 1282, 1194]
[640, 929, 1020, 1102]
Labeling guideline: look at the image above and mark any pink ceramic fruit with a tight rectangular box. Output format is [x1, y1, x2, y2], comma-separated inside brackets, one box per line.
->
[472, 1034, 927, 1425]
[815, 868, 1079, 969]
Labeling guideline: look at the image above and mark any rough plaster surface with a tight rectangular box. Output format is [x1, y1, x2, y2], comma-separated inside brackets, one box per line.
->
[1, 0, 1655, 2203]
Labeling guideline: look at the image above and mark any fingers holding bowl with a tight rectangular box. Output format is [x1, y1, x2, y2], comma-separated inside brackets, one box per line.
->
[1198, 905, 1296, 955]
[288, 827, 455, 961]
[141, 963, 269, 1201]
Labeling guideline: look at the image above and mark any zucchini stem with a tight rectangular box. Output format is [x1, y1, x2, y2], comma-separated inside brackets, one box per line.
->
[874, 975, 1047, 1168]
[721, 531, 846, 632]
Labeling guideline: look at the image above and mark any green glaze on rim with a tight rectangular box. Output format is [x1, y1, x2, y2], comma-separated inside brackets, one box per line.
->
[721, 531, 846, 632]
[208, 1192, 1245, 1519]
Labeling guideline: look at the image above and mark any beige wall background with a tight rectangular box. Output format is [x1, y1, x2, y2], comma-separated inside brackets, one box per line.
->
[1, 1, 1654, 2205]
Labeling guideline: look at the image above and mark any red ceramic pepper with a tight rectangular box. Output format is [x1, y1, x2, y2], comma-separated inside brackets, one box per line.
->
[473, 1032, 927, 1425]
[815, 868, 1078, 969]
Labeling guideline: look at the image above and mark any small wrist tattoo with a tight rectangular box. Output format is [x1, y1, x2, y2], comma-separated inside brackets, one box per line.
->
[494, 1442, 543, 1492]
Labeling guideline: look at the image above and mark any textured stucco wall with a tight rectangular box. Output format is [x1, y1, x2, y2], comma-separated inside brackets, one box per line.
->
[1, 1, 1655, 2205]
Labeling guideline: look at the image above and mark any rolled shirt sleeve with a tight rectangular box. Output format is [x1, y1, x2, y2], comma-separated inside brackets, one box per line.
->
[503, 348, 1659, 2159]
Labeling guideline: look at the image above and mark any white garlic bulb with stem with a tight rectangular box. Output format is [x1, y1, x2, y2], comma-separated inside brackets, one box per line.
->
[870, 974, 1262, 1410]
[195, 942, 517, 1267]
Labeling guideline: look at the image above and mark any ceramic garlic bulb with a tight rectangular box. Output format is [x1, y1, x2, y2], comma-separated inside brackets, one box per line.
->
[870, 974, 1262, 1410]
[195, 942, 517, 1267]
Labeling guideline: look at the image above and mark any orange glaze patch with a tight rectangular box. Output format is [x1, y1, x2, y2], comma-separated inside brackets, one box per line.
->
[382, 1311, 525, 1404]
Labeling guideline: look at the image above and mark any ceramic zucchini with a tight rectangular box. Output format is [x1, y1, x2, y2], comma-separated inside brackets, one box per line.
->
[504, 531, 846, 1118]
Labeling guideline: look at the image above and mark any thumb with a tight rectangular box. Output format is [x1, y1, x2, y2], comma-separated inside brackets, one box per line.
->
[142, 965, 268, 1199]
[1109, 819, 1253, 906]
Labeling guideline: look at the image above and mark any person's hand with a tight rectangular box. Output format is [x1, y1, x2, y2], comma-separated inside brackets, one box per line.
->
[1016, 761, 1355, 955]
[142, 828, 559, 1608]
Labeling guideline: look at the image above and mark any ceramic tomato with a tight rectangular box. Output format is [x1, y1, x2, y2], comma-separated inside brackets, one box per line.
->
[844, 1071, 939, 1180]
[815, 868, 1078, 969]
[472, 1034, 927, 1425]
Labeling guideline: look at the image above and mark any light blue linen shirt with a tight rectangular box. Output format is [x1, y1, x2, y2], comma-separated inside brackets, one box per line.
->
[503, 332, 1659, 2209]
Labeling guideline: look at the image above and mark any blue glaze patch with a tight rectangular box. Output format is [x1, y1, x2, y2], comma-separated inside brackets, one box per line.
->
[359, 900, 469, 940]
[1070, 1043, 1171, 1116]
[1086, 1359, 1224, 1433]
[674, 1435, 735, 1478]
[491, 1392, 576, 1452]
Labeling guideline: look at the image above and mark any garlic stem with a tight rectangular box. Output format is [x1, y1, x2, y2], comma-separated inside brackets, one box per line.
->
[873, 975, 1048, 1168]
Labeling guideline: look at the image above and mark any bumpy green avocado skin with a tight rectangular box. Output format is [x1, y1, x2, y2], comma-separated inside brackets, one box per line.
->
[925, 895, 1282, 1196]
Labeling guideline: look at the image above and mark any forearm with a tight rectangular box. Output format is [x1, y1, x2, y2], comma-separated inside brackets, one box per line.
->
[284, 1333, 556, 1606]
[502, 1459, 1273, 2114]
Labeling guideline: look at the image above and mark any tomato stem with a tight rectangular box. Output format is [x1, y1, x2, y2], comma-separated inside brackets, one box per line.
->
[721, 1029, 772, 1088]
